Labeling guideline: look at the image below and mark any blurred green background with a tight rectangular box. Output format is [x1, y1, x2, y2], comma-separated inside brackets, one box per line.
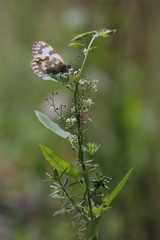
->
[0, 0, 160, 239]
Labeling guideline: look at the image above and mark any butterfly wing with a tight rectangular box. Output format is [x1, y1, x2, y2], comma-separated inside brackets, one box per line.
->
[32, 41, 66, 64]
[31, 41, 67, 78]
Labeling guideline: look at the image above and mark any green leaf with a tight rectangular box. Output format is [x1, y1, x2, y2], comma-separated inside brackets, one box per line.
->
[41, 73, 69, 85]
[71, 29, 116, 42]
[40, 145, 83, 179]
[95, 28, 116, 38]
[86, 217, 102, 240]
[35, 110, 77, 144]
[85, 142, 100, 155]
[72, 31, 96, 41]
[92, 206, 102, 216]
[89, 46, 98, 51]
[53, 208, 72, 216]
[68, 43, 85, 51]
[53, 208, 66, 216]
[102, 168, 134, 208]
[50, 74, 70, 85]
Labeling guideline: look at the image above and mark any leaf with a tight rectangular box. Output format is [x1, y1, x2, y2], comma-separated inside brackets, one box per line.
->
[51, 74, 70, 85]
[53, 208, 72, 216]
[86, 142, 100, 155]
[41, 73, 69, 85]
[95, 28, 116, 38]
[35, 110, 77, 144]
[40, 145, 83, 179]
[72, 31, 96, 41]
[102, 168, 134, 208]
[71, 29, 116, 42]
[92, 206, 102, 216]
[86, 217, 102, 240]
[68, 43, 85, 51]
[53, 208, 66, 216]
[50, 193, 62, 199]
[89, 46, 98, 51]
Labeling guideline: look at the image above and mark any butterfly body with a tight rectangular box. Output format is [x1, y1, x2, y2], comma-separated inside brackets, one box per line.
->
[31, 41, 71, 79]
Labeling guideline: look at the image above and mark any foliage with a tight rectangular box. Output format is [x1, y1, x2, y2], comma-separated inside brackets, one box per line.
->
[33, 29, 133, 240]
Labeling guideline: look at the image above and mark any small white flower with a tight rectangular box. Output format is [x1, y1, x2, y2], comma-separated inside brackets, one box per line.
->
[71, 106, 75, 113]
[49, 106, 54, 111]
[86, 98, 92, 106]
[74, 70, 78, 75]
[66, 116, 76, 127]
[83, 109, 89, 113]
[71, 117, 76, 123]
[66, 118, 71, 123]
[79, 79, 85, 85]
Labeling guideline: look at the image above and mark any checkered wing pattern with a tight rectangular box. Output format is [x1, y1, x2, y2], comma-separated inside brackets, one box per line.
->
[31, 41, 66, 79]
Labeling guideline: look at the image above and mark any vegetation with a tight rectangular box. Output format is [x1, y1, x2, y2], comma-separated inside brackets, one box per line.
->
[35, 29, 133, 240]
[1, 1, 160, 239]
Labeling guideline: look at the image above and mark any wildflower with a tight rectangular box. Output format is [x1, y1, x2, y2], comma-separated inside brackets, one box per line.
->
[84, 98, 93, 107]
[66, 116, 77, 127]
[79, 79, 85, 85]
[71, 106, 75, 113]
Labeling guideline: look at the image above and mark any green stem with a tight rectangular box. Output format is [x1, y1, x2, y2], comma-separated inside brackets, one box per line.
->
[74, 34, 96, 221]
[78, 34, 96, 81]
[58, 178, 86, 221]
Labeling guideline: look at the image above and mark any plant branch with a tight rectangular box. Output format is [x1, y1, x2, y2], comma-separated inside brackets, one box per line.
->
[74, 34, 97, 221]
[58, 178, 87, 221]
[78, 34, 96, 81]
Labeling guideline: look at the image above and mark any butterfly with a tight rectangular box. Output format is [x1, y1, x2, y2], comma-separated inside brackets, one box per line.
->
[31, 41, 72, 80]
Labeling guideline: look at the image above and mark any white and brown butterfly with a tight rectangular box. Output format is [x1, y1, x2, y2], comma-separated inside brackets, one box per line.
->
[31, 41, 71, 80]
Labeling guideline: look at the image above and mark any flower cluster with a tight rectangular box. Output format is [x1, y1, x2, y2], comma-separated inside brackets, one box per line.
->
[66, 115, 77, 128]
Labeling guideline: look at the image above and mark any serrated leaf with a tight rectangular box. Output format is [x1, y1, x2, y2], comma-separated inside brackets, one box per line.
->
[72, 31, 96, 41]
[95, 28, 116, 38]
[35, 110, 77, 144]
[68, 43, 85, 50]
[102, 168, 134, 208]
[40, 145, 83, 179]
[86, 217, 102, 240]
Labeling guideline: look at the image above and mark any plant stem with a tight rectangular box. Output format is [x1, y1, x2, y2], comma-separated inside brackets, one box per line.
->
[58, 178, 86, 221]
[76, 98, 93, 221]
[78, 34, 96, 80]
[74, 34, 96, 221]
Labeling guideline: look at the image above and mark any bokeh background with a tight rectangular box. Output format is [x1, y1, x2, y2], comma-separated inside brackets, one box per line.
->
[0, 0, 160, 239]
